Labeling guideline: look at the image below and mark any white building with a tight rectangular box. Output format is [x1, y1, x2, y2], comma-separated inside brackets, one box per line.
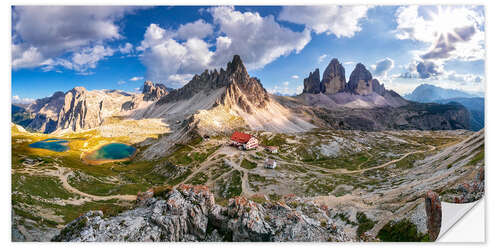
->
[264, 159, 277, 169]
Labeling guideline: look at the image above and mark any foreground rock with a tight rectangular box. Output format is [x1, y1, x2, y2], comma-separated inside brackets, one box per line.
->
[425, 191, 441, 241]
[53, 185, 352, 242]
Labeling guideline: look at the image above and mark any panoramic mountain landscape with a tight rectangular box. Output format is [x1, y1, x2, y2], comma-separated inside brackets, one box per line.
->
[11, 5, 485, 242]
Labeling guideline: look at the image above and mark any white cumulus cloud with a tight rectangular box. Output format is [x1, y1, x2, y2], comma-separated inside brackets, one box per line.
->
[209, 6, 311, 70]
[119, 43, 134, 54]
[138, 6, 311, 87]
[278, 6, 371, 38]
[176, 19, 214, 40]
[12, 6, 141, 72]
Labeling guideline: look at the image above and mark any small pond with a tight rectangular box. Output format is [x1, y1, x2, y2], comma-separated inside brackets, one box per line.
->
[85, 143, 136, 162]
[29, 138, 69, 152]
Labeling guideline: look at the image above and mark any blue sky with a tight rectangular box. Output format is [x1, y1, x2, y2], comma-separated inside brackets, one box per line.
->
[11, 5, 485, 103]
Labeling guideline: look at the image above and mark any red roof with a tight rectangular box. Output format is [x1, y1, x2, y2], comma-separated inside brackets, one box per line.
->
[230, 131, 252, 144]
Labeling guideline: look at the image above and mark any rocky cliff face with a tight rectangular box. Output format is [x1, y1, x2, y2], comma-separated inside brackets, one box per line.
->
[142, 81, 170, 101]
[303, 69, 322, 94]
[220, 55, 270, 113]
[25, 87, 137, 133]
[346, 63, 374, 95]
[157, 55, 270, 113]
[53, 185, 352, 242]
[321, 59, 346, 94]
[371, 79, 385, 95]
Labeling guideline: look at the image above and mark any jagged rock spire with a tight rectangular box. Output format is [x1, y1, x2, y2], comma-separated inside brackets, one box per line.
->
[142, 81, 169, 101]
[321, 58, 346, 94]
[303, 68, 322, 94]
[227, 55, 247, 76]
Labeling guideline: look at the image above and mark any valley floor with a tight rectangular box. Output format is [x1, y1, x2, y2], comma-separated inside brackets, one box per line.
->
[11, 125, 484, 241]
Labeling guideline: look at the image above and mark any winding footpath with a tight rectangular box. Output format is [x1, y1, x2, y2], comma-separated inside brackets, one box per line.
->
[58, 171, 137, 201]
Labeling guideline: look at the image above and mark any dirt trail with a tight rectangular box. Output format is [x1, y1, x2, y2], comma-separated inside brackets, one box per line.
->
[14, 165, 137, 201]
[336, 145, 436, 174]
[175, 145, 235, 188]
[223, 157, 254, 196]
[58, 170, 137, 201]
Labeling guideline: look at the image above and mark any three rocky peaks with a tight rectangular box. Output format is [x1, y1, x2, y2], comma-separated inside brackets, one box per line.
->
[303, 59, 386, 96]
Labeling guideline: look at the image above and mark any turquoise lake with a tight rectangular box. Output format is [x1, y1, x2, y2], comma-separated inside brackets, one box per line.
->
[29, 138, 69, 152]
[86, 143, 136, 161]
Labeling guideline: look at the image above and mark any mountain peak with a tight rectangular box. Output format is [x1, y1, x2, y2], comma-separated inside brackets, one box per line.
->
[351, 63, 372, 79]
[157, 54, 269, 113]
[142, 81, 169, 101]
[71, 86, 87, 93]
[303, 68, 322, 94]
[405, 83, 476, 103]
[321, 58, 346, 94]
[227, 54, 247, 76]
[346, 63, 373, 95]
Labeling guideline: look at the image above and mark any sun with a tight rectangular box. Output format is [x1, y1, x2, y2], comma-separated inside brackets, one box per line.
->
[427, 6, 470, 44]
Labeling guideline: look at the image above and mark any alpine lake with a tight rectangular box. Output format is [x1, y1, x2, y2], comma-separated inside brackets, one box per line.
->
[30, 139, 136, 164]
[83, 143, 137, 165]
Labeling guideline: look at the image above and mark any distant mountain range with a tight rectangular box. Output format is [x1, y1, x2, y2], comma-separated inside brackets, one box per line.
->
[12, 55, 473, 159]
[405, 84, 484, 131]
[404, 84, 480, 102]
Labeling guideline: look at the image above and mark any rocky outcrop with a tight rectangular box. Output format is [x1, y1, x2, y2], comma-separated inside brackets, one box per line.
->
[142, 81, 169, 101]
[53, 185, 352, 242]
[303, 69, 322, 94]
[442, 164, 484, 204]
[425, 191, 441, 241]
[346, 63, 374, 95]
[321, 59, 346, 94]
[25, 87, 137, 133]
[371, 79, 385, 95]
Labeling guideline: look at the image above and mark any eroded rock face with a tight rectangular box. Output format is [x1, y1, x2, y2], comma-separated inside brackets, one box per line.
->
[142, 81, 169, 101]
[157, 55, 270, 114]
[425, 190, 442, 241]
[303, 69, 322, 94]
[371, 79, 385, 95]
[321, 59, 346, 94]
[25, 87, 137, 133]
[53, 185, 352, 242]
[347, 63, 373, 95]
[221, 55, 270, 114]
